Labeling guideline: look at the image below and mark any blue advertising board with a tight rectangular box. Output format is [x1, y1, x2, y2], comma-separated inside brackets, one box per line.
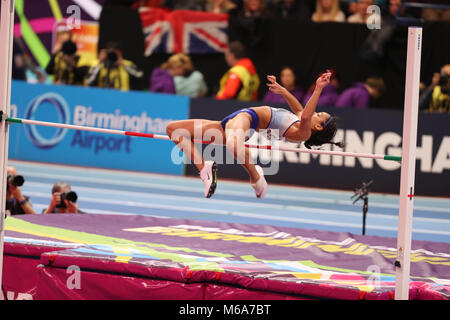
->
[9, 81, 189, 175]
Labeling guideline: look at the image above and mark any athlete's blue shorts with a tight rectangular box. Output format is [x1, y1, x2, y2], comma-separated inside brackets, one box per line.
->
[220, 108, 259, 131]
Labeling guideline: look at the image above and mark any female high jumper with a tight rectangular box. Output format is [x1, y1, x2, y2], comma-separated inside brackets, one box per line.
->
[166, 71, 344, 199]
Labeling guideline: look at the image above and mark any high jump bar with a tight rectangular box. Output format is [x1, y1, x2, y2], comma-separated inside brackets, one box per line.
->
[6, 117, 402, 162]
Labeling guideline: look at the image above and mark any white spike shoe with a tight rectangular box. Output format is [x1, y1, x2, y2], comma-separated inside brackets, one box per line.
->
[199, 161, 218, 198]
[252, 165, 268, 199]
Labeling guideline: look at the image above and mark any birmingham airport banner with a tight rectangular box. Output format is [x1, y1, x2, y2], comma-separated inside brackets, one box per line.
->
[188, 98, 450, 197]
[9, 81, 189, 175]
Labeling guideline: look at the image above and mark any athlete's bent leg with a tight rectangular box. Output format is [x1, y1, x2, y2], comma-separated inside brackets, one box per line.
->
[166, 119, 222, 198]
[224, 116, 268, 198]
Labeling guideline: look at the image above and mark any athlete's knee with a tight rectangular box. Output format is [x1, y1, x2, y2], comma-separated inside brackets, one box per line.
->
[225, 130, 237, 147]
[226, 133, 248, 164]
[225, 137, 235, 154]
[166, 121, 186, 140]
[168, 125, 192, 145]
[226, 132, 245, 155]
[166, 122, 176, 138]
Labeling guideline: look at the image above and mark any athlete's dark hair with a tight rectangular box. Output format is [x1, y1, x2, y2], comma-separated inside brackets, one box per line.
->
[304, 117, 345, 150]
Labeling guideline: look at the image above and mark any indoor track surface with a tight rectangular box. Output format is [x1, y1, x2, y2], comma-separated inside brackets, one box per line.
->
[9, 160, 450, 243]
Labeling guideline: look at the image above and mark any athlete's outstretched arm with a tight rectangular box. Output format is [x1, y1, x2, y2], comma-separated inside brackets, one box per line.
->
[266, 75, 304, 116]
[295, 72, 331, 139]
[301, 72, 331, 120]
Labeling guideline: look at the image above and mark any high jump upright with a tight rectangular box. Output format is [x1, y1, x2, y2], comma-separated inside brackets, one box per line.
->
[0, 0, 15, 297]
[395, 26, 422, 300]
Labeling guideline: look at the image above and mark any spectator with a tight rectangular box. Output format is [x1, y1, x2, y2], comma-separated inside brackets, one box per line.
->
[228, 0, 270, 50]
[216, 41, 260, 101]
[384, 0, 418, 20]
[206, 0, 237, 13]
[341, 0, 357, 15]
[43, 182, 84, 214]
[312, 0, 346, 22]
[238, 0, 270, 16]
[103, 0, 137, 6]
[421, 0, 450, 22]
[173, 56, 208, 98]
[149, 53, 205, 96]
[359, 0, 403, 63]
[12, 38, 27, 82]
[150, 53, 208, 97]
[52, 24, 73, 55]
[12, 36, 47, 83]
[162, 0, 207, 10]
[270, 0, 313, 20]
[347, 0, 381, 24]
[45, 40, 88, 86]
[263, 66, 304, 103]
[5, 166, 36, 216]
[419, 71, 441, 109]
[86, 42, 144, 91]
[388, 0, 403, 17]
[132, 0, 164, 8]
[419, 64, 450, 114]
[335, 76, 385, 108]
[303, 69, 340, 106]
[345, 0, 388, 15]
[149, 54, 180, 94]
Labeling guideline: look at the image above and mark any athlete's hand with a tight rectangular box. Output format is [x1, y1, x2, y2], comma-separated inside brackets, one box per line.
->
[315, 71, 331, 90]
[266, 75, 285, 95]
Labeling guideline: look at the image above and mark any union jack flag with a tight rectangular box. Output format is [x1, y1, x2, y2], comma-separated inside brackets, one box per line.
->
[139, 8, 229, 56]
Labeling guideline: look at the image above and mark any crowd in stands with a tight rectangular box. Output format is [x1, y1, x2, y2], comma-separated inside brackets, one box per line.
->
[11, 0, 450, 114]
[127, 0, 449, 22]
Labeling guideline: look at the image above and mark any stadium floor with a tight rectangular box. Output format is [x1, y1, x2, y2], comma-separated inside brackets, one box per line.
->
[8, 159, 450, 243]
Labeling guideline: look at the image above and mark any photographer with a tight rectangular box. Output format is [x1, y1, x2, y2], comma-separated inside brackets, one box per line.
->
[45, 40, 88, 86]
[5, 166, 36, 216]
[86, 42, 143, 91]
[43, 182, 84, 214]
[419, 64, 450, 114]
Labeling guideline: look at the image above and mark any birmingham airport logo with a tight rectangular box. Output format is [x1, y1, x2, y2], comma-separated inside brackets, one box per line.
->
[24, 93, 70, 149]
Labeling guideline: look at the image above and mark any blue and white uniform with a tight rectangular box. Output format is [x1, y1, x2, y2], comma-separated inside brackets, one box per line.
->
[266, 107, 300, 140]
[220, 107, 300, 141]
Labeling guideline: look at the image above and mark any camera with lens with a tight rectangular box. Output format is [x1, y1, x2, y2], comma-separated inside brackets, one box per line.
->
[61, 40, 77, 56]
[6, 174, 25, 191]
[104, 49, 119, 68]
[57, 191, 78, 208]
